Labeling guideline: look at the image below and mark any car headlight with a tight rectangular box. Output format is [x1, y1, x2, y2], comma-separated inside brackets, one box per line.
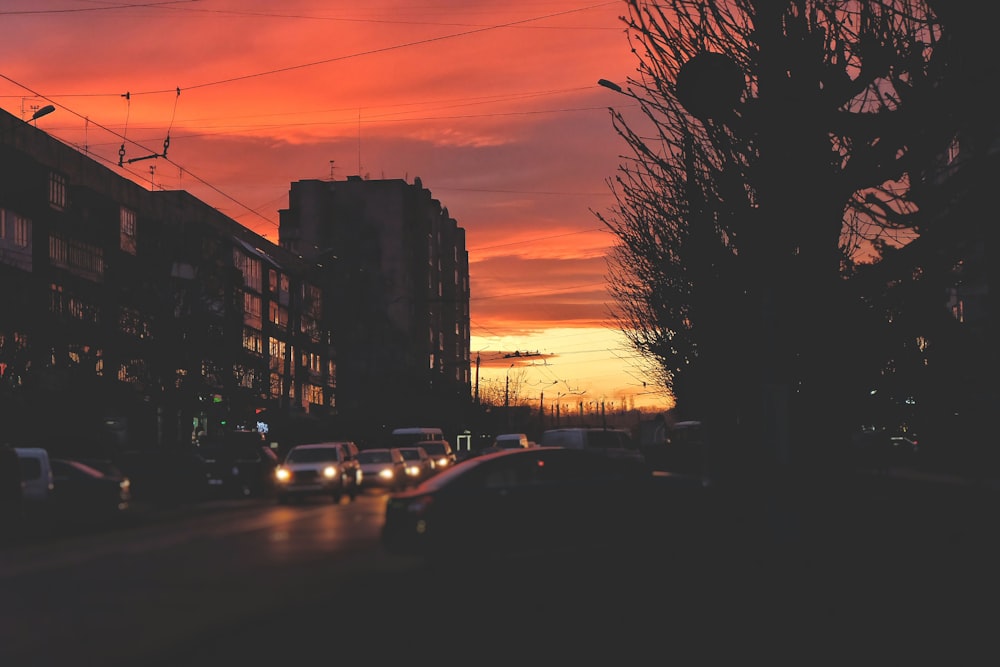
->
[378, 468, 394, 480]
[275, 468, 291, 482]
[323, 465, 338, 478]
[406, 465, 420, 476]
[436, 458, 449, 467]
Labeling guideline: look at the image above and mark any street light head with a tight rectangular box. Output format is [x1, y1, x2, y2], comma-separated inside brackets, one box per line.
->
[597, 78, 623, 94]
[30, 104, 56, 121]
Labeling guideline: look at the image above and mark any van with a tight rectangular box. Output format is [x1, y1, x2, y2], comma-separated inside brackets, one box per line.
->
[391, 427, 445, 447]
[540, 428, 644, 463]
[14, 447, 54, 505]
[492, 433, 531, 449]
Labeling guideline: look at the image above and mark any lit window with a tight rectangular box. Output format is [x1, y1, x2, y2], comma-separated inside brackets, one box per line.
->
[120, 207, 137, 254]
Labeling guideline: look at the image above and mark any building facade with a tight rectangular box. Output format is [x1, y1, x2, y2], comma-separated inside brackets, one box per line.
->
[0, 108, 335, 456]
[279, 175, 471, 435]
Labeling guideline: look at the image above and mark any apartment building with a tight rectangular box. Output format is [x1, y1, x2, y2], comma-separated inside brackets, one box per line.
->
[279, 175, 471, 433]
[0, 108, 334, 454]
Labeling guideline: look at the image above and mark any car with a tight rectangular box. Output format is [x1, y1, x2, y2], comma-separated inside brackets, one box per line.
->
[397, 446, 435, 485]
[274, 442, 361, 503]
[357, 448, 407, 491]
[412, 439, 456, 471]
[381, 446, 660, 559]
[195, 431, 280, 498]
[49, 458, 132, 525]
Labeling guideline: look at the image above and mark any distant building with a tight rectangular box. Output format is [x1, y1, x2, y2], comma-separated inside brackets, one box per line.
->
[278, 176, 471, 433]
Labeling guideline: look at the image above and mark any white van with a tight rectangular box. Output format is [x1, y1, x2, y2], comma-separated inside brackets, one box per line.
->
[14, 447, 54, 505]
[391, 427, 445, 447]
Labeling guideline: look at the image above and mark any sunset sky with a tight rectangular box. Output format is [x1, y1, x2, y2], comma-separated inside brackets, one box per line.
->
[0, 0, 673, 412]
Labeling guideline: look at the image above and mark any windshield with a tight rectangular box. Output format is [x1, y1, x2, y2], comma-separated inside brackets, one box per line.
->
[398, 449, 423, 461]
[418, 442, 449, 456]
[285, 447, 340, 463]
[358, 450, 395, 464]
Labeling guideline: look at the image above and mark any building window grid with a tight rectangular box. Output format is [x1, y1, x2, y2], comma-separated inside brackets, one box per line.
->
[305, 383, 323, 406]
[119, 306, 152, 340]
[49, 172, 67, 210]
[68, 296, 100, 324]
[269, 302, 288, 328]
[244, 292, 262, 319]
[243, 326, 263, 355]
[9, 212, 31, 247]
[117, 359, 147, 386]
[49, 235, 68, 266]
[49, 283, 65, 315]
[234, 249, 262, 291]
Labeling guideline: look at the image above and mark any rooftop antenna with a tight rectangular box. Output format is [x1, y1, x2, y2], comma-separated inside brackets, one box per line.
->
[357, 107, 362, 175]
[329, 160, 335, 180]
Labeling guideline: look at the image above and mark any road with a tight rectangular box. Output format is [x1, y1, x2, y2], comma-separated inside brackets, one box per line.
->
[2, 473, 999, 664]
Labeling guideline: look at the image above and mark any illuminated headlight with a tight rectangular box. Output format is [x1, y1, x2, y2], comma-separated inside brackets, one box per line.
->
[275, 468, 291, 483]
[323, 465, 338, 479]
[378, 468, 394, 480]
[119, 479, 131, 491]
[436, 458, 449, 467]
[406, 465, 421, 477]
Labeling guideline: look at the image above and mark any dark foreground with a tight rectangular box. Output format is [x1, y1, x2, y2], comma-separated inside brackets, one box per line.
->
[153, 471, 1000, 663]
[4, 468, 998, 664]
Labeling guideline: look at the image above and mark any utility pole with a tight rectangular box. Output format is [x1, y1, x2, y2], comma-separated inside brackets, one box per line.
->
[474, 353, 481, 405]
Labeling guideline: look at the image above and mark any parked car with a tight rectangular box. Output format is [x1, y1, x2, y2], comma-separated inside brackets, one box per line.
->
[49, 458, 132, 525]
[381, 446, 659, 558]
[413, 439, 456, 471]
[397, 446, 435, 485]
[274, 442, 361, 503]
[357, 448, 407, 491]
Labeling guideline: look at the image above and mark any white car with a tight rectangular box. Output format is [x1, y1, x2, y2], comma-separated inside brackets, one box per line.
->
[274, 442, 360, 503]
[356, 448, 407, 491]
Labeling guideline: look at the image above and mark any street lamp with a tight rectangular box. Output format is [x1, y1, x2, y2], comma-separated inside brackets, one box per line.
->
[597, 78, 623, 94]
[29, 104, 55, 126]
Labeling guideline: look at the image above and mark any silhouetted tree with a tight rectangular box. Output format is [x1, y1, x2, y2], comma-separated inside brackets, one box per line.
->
[598, 1, 963, 478]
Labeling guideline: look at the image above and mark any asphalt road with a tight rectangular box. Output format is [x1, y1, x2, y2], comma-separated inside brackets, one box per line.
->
[3, 470, 999, 664]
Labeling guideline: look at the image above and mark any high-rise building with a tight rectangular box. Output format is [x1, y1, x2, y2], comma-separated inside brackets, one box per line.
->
[279, 175, 471, 432]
